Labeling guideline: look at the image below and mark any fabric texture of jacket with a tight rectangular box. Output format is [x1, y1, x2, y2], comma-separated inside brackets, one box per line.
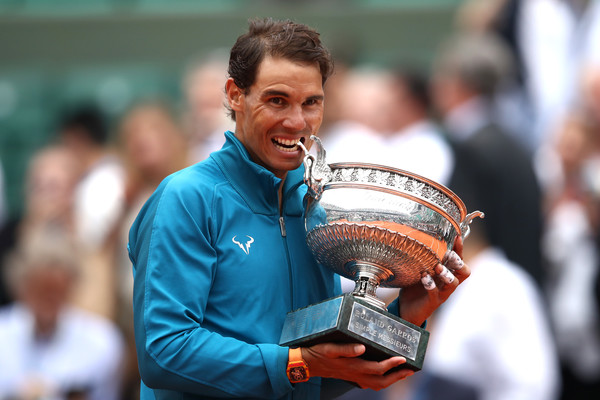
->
[129, 131, 346, 399]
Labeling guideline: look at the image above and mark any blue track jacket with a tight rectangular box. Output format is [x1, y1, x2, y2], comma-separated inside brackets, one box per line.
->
[129, 131, 360, 399]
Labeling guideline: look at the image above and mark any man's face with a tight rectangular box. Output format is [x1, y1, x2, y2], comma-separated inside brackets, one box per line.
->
[227, 56, 324, 179]
[20, 265, 73, 335]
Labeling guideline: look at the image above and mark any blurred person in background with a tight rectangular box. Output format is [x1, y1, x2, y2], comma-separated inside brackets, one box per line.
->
[114, 99, 191, 308]
[56, 104, 125, 252]
[538, 107, 600, 399]
[430, 32, 545, 288]
[56, 104, 126, 320]
[456, 0, 600, 152]
[321, 65, 453, 185]
[510, 0, 600, 150]
[409, 196, 560, 400]
[181, 50, 234, 163]
[320, 65, 395, 164]
[108, 99, 191, 400]
[18, 146, 79, 240]
[0, 226, 125, 400]
[382, 67, 454, 186]
[0, 145, 80, 307]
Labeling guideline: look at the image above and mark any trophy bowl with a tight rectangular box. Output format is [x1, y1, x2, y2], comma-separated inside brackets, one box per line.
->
[301, 136, 484, 309]
[279, 136, 483, 371]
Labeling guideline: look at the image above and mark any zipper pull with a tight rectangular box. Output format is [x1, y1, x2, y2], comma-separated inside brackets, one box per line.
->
[279, 216, 287, 237]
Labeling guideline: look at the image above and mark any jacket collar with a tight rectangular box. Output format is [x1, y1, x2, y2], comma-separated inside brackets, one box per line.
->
[211, 131, 305, 216]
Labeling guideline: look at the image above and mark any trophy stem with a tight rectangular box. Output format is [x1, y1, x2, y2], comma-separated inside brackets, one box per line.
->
[347, 261, 391, 310]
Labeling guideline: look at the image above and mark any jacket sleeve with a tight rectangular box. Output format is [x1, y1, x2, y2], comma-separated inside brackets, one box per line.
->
[129, 177, 293, 398]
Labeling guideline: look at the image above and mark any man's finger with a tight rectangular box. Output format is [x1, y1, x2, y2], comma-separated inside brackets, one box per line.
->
[309, 343, 366, 359]
[361, 356, 406, 376]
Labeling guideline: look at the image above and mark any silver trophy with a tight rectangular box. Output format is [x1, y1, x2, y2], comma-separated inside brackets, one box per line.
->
[279, 136, 484, 371]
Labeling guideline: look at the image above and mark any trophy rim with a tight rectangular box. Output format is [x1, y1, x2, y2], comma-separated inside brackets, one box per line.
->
[328, 161, 468, 222]
[321, 182, 462, 235]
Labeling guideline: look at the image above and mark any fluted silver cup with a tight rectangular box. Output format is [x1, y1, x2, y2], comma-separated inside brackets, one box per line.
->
[300, 136, 484, 310]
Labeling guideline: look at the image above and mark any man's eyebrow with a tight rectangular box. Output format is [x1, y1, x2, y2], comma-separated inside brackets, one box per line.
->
[263, 90, 289, 98]
[262, 90, 324, 102]
[306, 94, 325, 102]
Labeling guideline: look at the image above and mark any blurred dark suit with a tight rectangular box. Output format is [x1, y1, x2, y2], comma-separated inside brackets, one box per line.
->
[448, 121, 544, 287]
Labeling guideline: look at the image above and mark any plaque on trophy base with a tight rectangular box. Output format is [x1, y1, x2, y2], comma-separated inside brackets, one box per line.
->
[280, 293, 429, 371]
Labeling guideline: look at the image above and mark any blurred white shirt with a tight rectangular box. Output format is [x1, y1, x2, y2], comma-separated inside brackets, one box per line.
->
[73, 154, 125, 250]
[421, 247, 560, 400]
[519, 0, 600, 146]
[543, 200, 600, 381]
[383, 120, 454, 186]
[0, 304, 124, 400]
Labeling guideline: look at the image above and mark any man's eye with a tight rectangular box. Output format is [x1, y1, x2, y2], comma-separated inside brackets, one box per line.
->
[270, 98, 283, 105]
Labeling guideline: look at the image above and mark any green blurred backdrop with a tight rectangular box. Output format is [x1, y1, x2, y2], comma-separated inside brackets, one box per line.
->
[0, 0, 462, 219]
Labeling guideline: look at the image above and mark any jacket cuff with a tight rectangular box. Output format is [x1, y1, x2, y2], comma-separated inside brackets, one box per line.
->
[258, 344, 294, 397]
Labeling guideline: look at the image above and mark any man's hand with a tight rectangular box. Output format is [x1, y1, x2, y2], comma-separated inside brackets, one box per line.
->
[301, 343, 414, 390]
[398, 237, 470, 326]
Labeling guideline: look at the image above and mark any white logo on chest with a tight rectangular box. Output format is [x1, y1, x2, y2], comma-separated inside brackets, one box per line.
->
[232, 235, 254, 255]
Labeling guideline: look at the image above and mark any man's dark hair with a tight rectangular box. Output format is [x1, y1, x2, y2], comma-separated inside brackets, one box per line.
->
[227, 17, 334, 121]
[58, 104, 108, 145]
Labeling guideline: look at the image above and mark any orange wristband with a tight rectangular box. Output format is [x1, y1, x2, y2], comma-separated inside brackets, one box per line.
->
[286, 347, 309, 383]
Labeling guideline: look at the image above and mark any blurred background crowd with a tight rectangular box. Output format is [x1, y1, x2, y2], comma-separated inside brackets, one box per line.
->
[0, 0, 599, 399]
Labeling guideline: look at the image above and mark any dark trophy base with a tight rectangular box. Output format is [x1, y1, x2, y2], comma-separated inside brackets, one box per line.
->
[279, 293, 429, 371]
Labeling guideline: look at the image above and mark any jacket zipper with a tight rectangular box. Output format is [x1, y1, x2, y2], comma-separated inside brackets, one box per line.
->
[279, 216, 287, 237]
[279, 211, 294, 310]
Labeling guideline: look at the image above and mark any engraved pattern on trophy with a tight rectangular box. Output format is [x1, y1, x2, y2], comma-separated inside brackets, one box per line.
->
[329, 166, 462, 223]
[306, 223, 440, 289]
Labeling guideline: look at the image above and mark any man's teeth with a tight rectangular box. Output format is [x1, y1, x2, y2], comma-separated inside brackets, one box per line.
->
[273, 138, 300, 152]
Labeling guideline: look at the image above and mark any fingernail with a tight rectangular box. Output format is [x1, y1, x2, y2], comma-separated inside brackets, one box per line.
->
[439, 266, 455, 284]
[448, 251, 464, 270]
[421, 274, 436, 290]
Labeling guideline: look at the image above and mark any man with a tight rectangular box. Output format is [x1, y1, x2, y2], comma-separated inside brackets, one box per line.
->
[431, 32, 544, 288]
[384, 68, 454, 186]
[129, 18, 469, 400]
[57, 105, 125, 251]
[181, 50, 233, 163]
[0, 226, 124, 400]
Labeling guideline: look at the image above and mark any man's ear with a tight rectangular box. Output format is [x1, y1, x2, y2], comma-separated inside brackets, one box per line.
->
[226, 78, 244, 114]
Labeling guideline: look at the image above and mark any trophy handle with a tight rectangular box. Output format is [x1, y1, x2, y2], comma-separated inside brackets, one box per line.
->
[460, 211, 485, 240]
[298, 135, 332, 200]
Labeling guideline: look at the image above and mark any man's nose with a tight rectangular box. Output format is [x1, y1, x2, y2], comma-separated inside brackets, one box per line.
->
[282, 105, 307, 130]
